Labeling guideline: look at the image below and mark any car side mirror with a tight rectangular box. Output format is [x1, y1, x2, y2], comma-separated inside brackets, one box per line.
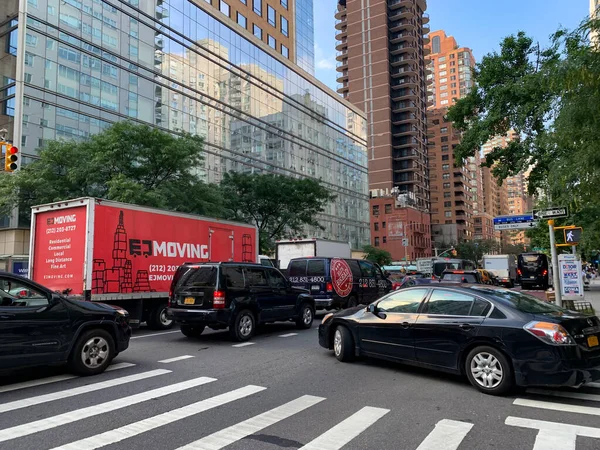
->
[50, 293, 62, 304]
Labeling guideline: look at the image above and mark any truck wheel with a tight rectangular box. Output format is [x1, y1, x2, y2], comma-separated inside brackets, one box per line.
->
[148, 304, 173, 330]
[181, 325, 205, 338]
[229, 310, 255, 342]
[69, 329, 115, 376]
[295, 303, 314, 329]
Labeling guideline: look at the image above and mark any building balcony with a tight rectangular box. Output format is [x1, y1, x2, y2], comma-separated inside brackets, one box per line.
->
[390, 20, 416, 34]
[336, 71, 348, 83]
[423, 34, 430, 45]
[390, 42, 418, 55]
[393, 137, 419, 149]
[392, 78, 419, 91]
[392, 101, 418, 113]
[390, 54, 417, 67]
[393, 149, 420, 160]
[336, 59, 348, 71]
[335, 49, 348, 61]
[334, 12, 347, 29]
[335, 39, 347, 51]
[391, 89, 418, 102]
[389, 0, 411, 10]
[392, 113, 418, 126]
[422, 23, 431, 34]
[392, 126, 419, 138]
[422, 13, 430, 24]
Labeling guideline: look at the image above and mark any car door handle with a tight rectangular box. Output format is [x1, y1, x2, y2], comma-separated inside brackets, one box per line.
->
[401, 321, 411, 328]
[459, 323, 475, 330]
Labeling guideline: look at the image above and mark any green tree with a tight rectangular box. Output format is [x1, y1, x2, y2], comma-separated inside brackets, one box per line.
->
[455, 240, 500, 266]
[0, 121, 223, 220]
[220, 172, 336, 253]
[363, 245, 393, 266]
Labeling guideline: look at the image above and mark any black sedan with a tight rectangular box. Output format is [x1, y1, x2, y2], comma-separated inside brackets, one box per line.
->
[318, 284, 600, 395]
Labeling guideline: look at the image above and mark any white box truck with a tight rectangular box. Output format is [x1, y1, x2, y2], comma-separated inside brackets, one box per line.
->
[483, 254, 517, 287]
[275, 239, 351, 271]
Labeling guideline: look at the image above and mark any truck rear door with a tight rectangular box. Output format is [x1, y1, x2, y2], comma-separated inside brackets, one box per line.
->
[209, 228, 234, 262]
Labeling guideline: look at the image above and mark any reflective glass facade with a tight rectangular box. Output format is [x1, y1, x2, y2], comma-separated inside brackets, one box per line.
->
[9, 0, 369, 247]
[295, 0, 314, 74]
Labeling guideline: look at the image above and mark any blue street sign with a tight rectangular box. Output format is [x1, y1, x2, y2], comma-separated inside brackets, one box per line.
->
[493, 215, 534, 225]
[12, 261, 29, 278]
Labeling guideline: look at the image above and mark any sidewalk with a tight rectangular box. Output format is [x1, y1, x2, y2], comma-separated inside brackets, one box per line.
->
[583, 279, 600, 315]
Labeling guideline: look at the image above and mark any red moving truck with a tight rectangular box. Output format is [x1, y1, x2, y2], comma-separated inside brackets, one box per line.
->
[29, 197, 258, 329]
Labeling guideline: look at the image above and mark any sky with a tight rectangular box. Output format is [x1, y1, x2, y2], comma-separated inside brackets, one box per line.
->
[313, 0, 590, 91]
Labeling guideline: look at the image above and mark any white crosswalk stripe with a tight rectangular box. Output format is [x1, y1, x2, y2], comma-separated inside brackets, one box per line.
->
[416, 419, 474, 450]
[299, 406, 390, 450]
[158, 355, 195, 363]
[51, 385, 266, 450]
[514, 397, 600, 416]
[0, 362, 135, 394]
[0, 376, 216, 443]
[177, 395, 325, 450]
[0, 369, 170, 414]
[506, 416, 600, 450]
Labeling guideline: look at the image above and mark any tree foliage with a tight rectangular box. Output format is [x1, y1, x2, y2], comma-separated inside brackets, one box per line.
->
[455, 240, 500, 266]
[363, 245, 393, 267]
[447, 18, 600, 255]
[0, 121, 223, 220]
[220, 172, 336, 253]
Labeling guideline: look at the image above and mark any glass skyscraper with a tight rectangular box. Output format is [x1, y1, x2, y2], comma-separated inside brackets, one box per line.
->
[0, 0, 369, 249]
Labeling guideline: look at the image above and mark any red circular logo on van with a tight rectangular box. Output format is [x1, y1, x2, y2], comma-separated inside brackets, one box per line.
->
[330, 258, 353, 298]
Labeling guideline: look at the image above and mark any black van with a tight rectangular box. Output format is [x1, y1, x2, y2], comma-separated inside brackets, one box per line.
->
[518, 253, 551, 289]
[286, 258, 392, 310]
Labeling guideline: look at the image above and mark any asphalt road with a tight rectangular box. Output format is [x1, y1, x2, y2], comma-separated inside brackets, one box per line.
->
[2, 314, 600, 450]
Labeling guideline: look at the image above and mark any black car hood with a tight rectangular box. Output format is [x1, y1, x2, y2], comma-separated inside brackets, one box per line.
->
[64, 297, 126, 314]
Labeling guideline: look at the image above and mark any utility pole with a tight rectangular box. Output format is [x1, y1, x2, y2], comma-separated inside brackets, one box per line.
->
[548, 220, 562, 306]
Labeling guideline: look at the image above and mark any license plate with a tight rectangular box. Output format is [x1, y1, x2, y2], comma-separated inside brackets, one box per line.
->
[184, 297, 195, 305]
[530, 276, 536, 279]
[311, 285, 320, 291]
[588, 336, 599, 347]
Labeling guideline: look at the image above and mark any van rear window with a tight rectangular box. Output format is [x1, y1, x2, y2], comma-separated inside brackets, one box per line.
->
[175, 266, 217, 288]
[288, 261, 306, 277]
[307, 260, 325, 276]
[521, 255, 543, 263]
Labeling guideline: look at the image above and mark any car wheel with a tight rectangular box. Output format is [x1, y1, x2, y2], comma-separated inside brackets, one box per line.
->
[333, 326, 355, 362]
[229, 310, 255, 342]
[69, 329, 115, 376]
[345, 296, 357, 308]
[296, 303, 314, 329]
[148, 304, 174, 330]
[465, 346, 513, 395]
[180, 324, 205, 338]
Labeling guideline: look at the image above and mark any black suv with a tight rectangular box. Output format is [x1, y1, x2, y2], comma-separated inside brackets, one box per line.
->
[0, 272, 131, 375]
[167, 263, 315, 341]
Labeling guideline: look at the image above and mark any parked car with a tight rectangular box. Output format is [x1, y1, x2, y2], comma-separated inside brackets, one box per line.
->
[0, 272, 131, 375]
[318, 285, 600, 395]
[167, 262, 315, 341]
[440, 270, 483, 284]
[518, 253, 551, 290]
[286, 258, 392, 310]
[476, 269, 495, 285]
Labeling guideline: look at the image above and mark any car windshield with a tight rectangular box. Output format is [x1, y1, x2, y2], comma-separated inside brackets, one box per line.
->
[176, 266, 217, 288]
[473, 287, 566, 314]
[441, 273, 477, 283]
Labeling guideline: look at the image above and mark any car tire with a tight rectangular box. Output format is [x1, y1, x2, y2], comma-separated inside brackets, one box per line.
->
[147, 303, 174, 330]
[229, 310, 255, 342]
[345, 296, 357, 309]
[296, 302, 314, 329]
[465, 346, 513, 395]
[333, 326, 355, 362]
[180, 324, 205, 338]
[68, 329, 115, 376]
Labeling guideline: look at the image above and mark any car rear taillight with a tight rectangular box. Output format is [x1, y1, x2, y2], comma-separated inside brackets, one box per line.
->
[213, 290, 226, 308]
[542, 269, 548, 276]
[326, 282, 333, 293]
[524, 321, 575, 346]
[517, 269, 522, 276]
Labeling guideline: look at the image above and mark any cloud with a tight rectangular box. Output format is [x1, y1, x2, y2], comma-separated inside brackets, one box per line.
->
[315, 43, 336, 70]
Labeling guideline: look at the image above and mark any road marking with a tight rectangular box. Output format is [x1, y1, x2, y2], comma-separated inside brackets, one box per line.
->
[158, 355, 195, 364]
[279, 333, 298, 338]
[51, 385, 266, 450]
[514, 398, 600, 416]
[177, 395, 325, 450]
[299, 406, 390, 450]
[0, 376, 216, 443]
[0, 369, 170, 414]
[232, 342, 255, 347]
[506, 416, 600, 450]
[131, 330, 181, 339]
[527, 388, 600, 402]
[0, 362, 135, 394]
[416, 419, 474, 450]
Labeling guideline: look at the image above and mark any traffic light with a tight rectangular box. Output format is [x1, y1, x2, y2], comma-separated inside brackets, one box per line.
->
[451, 248, 457, 257]
[4, 143, 18, 172]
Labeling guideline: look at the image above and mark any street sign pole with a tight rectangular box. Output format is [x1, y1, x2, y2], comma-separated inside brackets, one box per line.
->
[548, 220, 562, 307]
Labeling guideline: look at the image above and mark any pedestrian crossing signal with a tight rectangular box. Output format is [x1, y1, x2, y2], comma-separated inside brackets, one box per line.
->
[3, 143, 18, 172]
[564, 227, 582, 244]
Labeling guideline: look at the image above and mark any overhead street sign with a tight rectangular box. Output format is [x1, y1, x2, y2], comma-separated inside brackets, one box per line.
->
[494, 222, 537, 231]
[533, 207, 568, 220]
[493, 214, 534, 225]
[564, 227, 583, 244]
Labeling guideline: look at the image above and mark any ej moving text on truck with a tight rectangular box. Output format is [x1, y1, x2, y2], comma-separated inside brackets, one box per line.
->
[28, 197, 258, 329]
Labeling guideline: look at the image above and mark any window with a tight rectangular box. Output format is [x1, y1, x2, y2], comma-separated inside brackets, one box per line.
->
[444, 192, 451, 198]
[359, 261, 376, 277]
[239, 0, 246, 3]
[288, 260, 306, 277]
[442, 145, 449, 152]
[442, 164, 449, 170]
[244, 268, 268, 287]
[372, 205, 380, 215]
[253, 0, 262, 15]
[442, 155, 449, 161]
[0, 277, 49, 307]
[432, 35, 441, 54]
[267, 6, 276, 26]
[219, 0, 230, 15]
[383, 236, 387, 244]
[445, 211, 452, 217]
[281, 0, 288, 8]
[377, 289, 428, 313]
[471, 298, 492, 316]
[25, 33, 38, 47]
[444, 201, 452, 207]
[267, 269, 287, 288]
[268, 35, 276, 49]
[374, 237, 380, 247]
[281, 44, 289, 58]
[253, 24, 263, 39]
[281, 16, 288, 36]
[385, 204, 392, 214]
[424, 290, 475, 315]
[222, 267, 245, 288]
[442, 173, 450, 179]
[382, 221, 386, 229]
[443, 182, 450, 188]
[307, 260, 325, 277]
[237, 12, 247, 28]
